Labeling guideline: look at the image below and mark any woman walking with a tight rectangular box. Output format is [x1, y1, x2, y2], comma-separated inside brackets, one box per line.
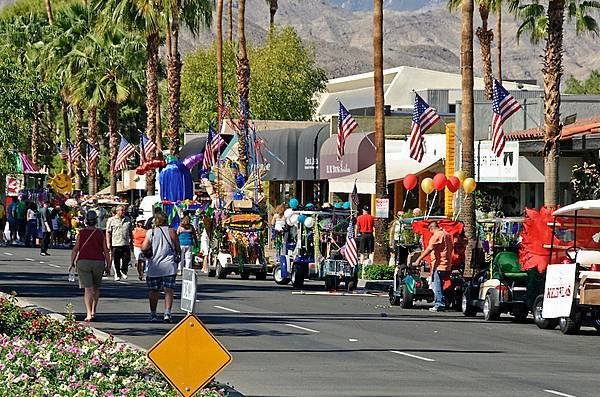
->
[141, 211, 181, 323]
[177, 215, 197, 273]
[69, 211, 111, 322]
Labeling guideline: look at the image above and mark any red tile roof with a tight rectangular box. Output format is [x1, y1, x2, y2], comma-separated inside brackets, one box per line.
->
[506, 116, 600, 141]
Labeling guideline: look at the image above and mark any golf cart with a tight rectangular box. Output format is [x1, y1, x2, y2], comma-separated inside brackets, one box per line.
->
[389, 219, 465, 309]
[273, 209, 358, 291]
[536, 200, 600, 334]
[209, 211, 268, 280]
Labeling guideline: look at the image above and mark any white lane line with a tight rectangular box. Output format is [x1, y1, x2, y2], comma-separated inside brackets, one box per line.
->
[544, 390, 576, 397]
[213, 305, 240, 313]
[389, 350, 435, 362]
[48, 264, 61, 268]
[348, 338, 358, 342]
[117, 281, 128, 285]
[4, 252, 13, 256]
[39, 261, 45, 264]
[284, 323, 320, 333]
[25, 258, 34, 261]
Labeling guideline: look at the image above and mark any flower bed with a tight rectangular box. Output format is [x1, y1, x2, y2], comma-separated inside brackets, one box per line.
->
[0, 296, 227, 397]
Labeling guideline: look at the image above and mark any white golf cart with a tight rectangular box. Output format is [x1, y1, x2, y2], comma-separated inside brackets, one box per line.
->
[537, 200, 600, 334]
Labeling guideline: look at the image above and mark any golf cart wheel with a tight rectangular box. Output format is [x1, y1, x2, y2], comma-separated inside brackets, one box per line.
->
[559, 310, 582, 335]
[483, 292, 501, 321]
[324, 276, 336, 291]
[400, 287, 414, 309]
[240, 271, 250, 280]
[291, 265, 304, 289]
[216, 262, 227, 279]
[389, 286, 400, 306]
[255, 271, 267, 281]
[462, 292, 477, 317]
[208, 269, 216, 277]
[533, 295, 559, 330]
[273, 265, 290, 285]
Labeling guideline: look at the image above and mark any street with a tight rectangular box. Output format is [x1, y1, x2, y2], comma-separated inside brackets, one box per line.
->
[0, 246, 598, 397]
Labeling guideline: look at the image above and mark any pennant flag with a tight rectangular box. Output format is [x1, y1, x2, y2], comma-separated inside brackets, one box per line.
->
[337, 101, 358, 161]
[140, 133, 156, 162]
[114, 137, 135, 171]
[340, 217, 358, 268]
[202, 126, 226, 169]
[492, 79, 522, 157]
[409, 93, 441, 162]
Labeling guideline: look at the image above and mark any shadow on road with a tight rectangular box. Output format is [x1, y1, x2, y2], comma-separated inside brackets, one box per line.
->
[227, 347, 505, 354]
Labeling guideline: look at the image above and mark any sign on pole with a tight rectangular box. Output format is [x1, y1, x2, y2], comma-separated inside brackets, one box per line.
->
[181, 268, 197, 313]
[375, 198, 389, 218]
[542, 263, 576, 319]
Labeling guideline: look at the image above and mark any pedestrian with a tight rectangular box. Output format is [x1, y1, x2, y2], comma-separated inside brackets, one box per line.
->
[0, 199, 6, 246]
[414, 221, 453, 312]
[15, 196, 27, 242]
[106, 205, 133, 281]
[271, 204, 286, 256]
[39, 202, 53, 256]
[141, 211, 181, 323]
[144, 206, 162, 230]
[69, 210, 111, 322]
[388, 211, 404, 266]
[177, 215, 197, 274]
[201, 210, 214, 273]
[7, 199, 17, 244]
[133, 217, 147, 280]
[355, 205, 375, 265]
[25, 202, 38, 248]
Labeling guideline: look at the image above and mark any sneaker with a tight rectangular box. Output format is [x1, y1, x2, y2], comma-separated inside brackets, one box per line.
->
[429, 306, 444, 312]
[114, 274, 121, 281]
[121, 274, 128, 280]
[148, 313, 158, 322]
[163, 313, 172, 323]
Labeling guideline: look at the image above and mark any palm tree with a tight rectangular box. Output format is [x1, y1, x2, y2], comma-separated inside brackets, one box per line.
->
[513, 0, 599, 206]
[216, 0, 224, 124]
[74, 104, 84, 190]
[265, 0, 278, 28]
[236, 0, 250, 176]
[87, 105, 99, 194]
[460, 0, 476, 274]
[227, 0, 233, 42]
[496, 2, 502, 82]
[373, 0, 387, 262]
[44, 0, 54, 25]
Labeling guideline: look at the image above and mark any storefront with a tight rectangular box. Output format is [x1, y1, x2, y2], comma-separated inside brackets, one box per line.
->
[296, 124, 329, 204]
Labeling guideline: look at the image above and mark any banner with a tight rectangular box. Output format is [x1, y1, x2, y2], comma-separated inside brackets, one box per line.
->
[542, 263, 576, 319]
[5, 174, 24, 197]
[375, 198, 389, 219]
[475, 141, 519, 182]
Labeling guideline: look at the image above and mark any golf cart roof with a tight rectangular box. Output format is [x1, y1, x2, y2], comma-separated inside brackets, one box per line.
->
[478, 217, 525, 224]
[552, 200, 600, 218]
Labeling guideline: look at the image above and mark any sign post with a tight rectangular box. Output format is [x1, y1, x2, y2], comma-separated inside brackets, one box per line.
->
[542, 263, 577, 319]
[181, 268, 197, 313]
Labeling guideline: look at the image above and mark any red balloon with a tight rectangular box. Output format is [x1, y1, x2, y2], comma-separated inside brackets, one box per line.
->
[433, 173, 447, 191]
[446, 176, 461, 193]
[403, 174, 418, 190]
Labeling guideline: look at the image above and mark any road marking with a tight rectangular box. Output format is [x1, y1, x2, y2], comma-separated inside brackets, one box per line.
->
[389, 350, 435, 362]
[348, 338, 358, 342]
[544, 390, 576, 397]
[284, 323, 320, 333]
[24, 258, 34, 261]
[39, 261, 45, 264]
[117, 281, 128, 285]
[213, 305, 240, 313]
[4, 252, 13, 256]
[48, 264, 60, 268]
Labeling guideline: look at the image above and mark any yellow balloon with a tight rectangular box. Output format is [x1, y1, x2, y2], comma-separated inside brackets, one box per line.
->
[463, 177, 477, 194]
[421, 177, 434, 195]
[454, 170, 467, 183]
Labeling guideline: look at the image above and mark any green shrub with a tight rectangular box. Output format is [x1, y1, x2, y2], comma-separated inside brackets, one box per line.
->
[360, 264, 395, 280]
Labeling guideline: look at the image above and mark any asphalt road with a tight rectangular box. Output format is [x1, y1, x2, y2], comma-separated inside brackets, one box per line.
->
[0, 246, 598, 397]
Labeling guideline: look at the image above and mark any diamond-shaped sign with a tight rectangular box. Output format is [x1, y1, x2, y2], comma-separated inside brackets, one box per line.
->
[147, 313, 232, 397]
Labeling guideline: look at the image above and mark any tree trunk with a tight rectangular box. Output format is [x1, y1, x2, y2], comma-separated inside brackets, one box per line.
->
[61, 96, 70, 145]
[216, 0, 224, 124]
[74, 104, 84, 190]
[145, 32, 160, 195]
[107, 100, 119, 197]
[31, 103, 42, 165]
[476, 4, 493, 100]
[44, 0, 53, 25]
[167, 0, 182, 156]
[496, 3, 502, 83]
[227, 0, 233, 42]
[156, 93, 162, 151]
[460, 0, 476, 275]
[543, 0, 565, 207]
[269, 0, 278, 29]
[373, 0, 387, 263]
[236, 0, 250, 176]
[88, 106, 98, 195]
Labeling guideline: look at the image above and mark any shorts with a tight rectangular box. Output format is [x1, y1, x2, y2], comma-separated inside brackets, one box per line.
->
[146, 274, 177, 291]
[133, 247, 145, 261]
[77, 259, 105, 289]
[358, 233, 374, 254]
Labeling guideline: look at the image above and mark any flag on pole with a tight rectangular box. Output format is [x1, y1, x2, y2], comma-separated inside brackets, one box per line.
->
[202, 126, 226, 169]
[491, 79, 522, 157]
[350, 180, 359, 208]
[337, 101, 358, 161]
[340, 217, 358, 267]
[17, 152, 38, 173]
[140, 133, 156, 162]
[71, 142, 81, 164]
[86, 143, 99, 174]
[57, 143, 68, 160]
[409, 93, 441, 162]
[114, 137, 135, 171]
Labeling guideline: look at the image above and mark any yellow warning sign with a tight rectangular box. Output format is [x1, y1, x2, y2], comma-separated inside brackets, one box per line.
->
[147, 313, 232, 397]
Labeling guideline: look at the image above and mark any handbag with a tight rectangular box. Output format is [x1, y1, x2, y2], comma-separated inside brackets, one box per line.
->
[157, 226, 181, 263]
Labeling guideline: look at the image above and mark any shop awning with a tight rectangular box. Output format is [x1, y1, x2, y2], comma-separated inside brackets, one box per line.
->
[179, 137, 207, 180]
[328, 135, 446, 194]
[296, 124, 329, 180]
[319, 132, 376, 179]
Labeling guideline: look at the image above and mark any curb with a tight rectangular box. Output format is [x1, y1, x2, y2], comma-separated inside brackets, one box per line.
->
[357, 279, 392, 292]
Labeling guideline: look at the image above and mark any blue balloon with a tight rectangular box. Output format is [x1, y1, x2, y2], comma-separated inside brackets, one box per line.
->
[298, 214, 307, 224]
[306, 203, 314, 208]
[334, 202, 342, 209]
[235, 173, 246, 188]
[289, 198, 299, 209]
[232, 190, 245, 200]
[343, 201, 351, 209]
[208, 172, 216, 182]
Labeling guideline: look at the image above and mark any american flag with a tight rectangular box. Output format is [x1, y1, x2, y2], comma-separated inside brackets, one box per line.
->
[66, 143, 76, 173]
[340, 217, 358, 267]
[350, 180, 359, 208]
[86, 143, 99, 174]
[71, 142, 81, 163]
[337, 101, 358, 161]
[114, 136, 135, 171]
[140, 133, 156, 162]
[492, 79, 522, 157]
[202, 126, 226, 169]
[57, 143, 68, 160]
[409, 93, 441, 162]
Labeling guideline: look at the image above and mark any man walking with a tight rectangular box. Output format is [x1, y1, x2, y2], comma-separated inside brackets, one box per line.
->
[355, 205, 375, 265]
[106, 205, 133, 281]
[415, 221, 453, 312]
[39, 202, 53, 256]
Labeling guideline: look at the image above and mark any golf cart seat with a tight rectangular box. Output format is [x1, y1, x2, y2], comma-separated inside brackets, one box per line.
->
[493, 251, 527, 281]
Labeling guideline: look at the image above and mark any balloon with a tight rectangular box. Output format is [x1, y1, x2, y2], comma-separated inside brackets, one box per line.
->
[284, 208, 294, 219]
[403, 174, 418, 190]
[421, 178, 434, 195]
[289, 198, 299, 209]
[306, 203, 314, 208]
[298, 214, 307, 224]
[446, 176, 461, 193]
[433, 173, 447, 191]
[304, 216, 315, 228]
[290, 213, 299, 225]
[342, 201, 351, 209]
[232, 190, 244, 200]
[182, 153, 204, 170]
[208, 172, 216, 182]
[334, 202, 342, 209]
[235, 173, 246, 188]
[463, 177, 477, 194]
[454, 170, 467, 183]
